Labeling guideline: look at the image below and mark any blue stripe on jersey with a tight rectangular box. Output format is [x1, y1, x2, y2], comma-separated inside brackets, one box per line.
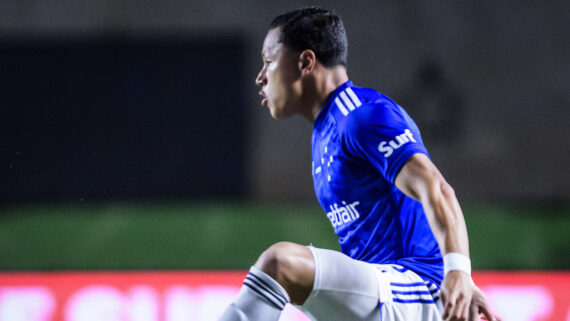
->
[392, 265, 408, 273]
[393, 298, 435, 304]
[390, 282, 427, 287]
[391, 290, 432, 296]
[246, 274, 287, 306]
[426, 281, 440, 292]
[391, 285, 438, 296]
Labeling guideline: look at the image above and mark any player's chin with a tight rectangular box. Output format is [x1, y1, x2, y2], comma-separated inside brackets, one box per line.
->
[268, 106, 292, 120]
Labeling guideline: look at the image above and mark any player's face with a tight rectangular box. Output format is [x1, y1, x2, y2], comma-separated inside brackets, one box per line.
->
[256, 27, 303, 119]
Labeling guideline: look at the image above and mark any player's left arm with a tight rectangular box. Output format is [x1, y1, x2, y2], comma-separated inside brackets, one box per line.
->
[395, 153, 496, 321]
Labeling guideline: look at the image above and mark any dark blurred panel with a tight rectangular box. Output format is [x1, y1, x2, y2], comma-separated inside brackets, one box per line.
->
[0, 36, 247, 203]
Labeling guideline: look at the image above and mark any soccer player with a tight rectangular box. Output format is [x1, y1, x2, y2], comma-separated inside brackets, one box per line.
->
[220, 6, 498, 321]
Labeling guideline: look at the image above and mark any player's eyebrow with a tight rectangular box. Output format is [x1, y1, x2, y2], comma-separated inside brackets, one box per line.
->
[261, 49, 269, 60]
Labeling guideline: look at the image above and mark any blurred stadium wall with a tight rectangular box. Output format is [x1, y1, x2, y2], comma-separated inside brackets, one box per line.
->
[1, 0, 569, 203]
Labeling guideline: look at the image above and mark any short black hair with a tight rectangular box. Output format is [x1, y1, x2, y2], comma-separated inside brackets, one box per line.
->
[269, 6, 348, 67]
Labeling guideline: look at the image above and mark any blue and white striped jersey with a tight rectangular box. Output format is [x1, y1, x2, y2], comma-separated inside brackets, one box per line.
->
[312, 80, 443, 286]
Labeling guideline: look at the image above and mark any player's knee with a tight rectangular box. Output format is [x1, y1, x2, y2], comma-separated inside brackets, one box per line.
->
[255, 242, 313, 286]
[255, 242, 297, 278]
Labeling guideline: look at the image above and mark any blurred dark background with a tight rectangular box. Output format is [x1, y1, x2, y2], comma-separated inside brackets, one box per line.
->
[0, 1, 568, 270]
[1, 36, 247, 202]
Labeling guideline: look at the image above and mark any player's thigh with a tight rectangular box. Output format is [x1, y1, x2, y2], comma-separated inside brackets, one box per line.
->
[296, 247, 443, 321]
[297, 246, 382, 321]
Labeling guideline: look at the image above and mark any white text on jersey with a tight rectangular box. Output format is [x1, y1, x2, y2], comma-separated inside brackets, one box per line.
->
[378, 129, 416, 158]
[327, 201, 361, 227]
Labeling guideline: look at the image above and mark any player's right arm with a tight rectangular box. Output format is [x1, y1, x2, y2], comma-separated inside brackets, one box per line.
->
[340, 96, 497, 321]
[395, 153, 496, 321]
[395, 153, 471, 320]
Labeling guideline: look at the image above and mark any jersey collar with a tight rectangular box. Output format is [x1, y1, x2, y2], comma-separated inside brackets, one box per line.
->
[313, 80, 353, 128]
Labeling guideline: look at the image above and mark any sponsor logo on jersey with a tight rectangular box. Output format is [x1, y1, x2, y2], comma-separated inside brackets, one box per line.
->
[326, 201, 361, 227]
[378, 129, 416, 158]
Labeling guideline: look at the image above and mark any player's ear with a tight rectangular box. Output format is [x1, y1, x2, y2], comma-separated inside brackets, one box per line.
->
[298, 49, 316, 74]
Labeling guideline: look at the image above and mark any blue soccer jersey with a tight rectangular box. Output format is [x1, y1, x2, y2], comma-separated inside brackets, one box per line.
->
[312, 80, 443, 286]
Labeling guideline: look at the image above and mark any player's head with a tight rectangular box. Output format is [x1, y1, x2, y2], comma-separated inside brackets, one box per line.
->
[269, 7, 348, 68]
[256, 7, 348, 119]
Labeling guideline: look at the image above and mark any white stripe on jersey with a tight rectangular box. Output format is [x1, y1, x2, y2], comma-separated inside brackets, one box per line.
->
[345, 87, 362, 107]
[340, 91, 356, 111]
[389, 281, 440, 303]
[390, 284, 433, 293]
[335, 97, 349, 116]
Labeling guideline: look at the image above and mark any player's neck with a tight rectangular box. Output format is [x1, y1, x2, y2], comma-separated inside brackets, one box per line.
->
[300, 65, 349, 124]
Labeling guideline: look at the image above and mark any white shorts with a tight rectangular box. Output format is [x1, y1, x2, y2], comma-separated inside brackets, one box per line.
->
[298, 247, 443, 321]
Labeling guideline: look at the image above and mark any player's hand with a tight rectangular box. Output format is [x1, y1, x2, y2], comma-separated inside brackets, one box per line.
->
[440, 270, 473, 321]
[469, 285, 501, 321]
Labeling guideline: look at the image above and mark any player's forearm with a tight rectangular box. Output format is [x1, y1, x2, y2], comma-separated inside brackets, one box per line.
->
[395, 154, 470, 257]
[421, 182, 470, 257]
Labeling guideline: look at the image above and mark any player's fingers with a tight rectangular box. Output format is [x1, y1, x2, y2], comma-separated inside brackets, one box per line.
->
[451, 301, 467, 321]
[440, 290, 447, 305]
[443, 298, 459, 320]
[478, 302, 496, 321]
[444, 299, 461, 321]
[460, 300, 470, 321]
[454, 300, 469, 321]
[441, 292, 450, 319]
[442, 302, 452, 319]
[468, 304, 478, 321]
[451, 298, 470, 321]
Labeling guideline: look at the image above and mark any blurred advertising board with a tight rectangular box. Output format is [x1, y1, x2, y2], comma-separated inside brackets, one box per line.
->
[0, 271, 568, 321]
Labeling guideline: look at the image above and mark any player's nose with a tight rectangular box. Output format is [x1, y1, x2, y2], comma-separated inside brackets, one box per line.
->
[255, 69, 266, 87]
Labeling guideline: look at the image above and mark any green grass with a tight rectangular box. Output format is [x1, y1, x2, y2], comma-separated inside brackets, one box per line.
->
[0, 201, 338, 270]
[465, 204, 570, 270]
[0, 201, 568, 270]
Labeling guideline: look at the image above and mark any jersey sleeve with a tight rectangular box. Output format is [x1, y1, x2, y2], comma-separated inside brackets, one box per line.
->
[342, 99, 429, 183]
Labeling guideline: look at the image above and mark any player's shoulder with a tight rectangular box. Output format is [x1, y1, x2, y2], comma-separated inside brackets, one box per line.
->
[331, 85, 407, 137]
